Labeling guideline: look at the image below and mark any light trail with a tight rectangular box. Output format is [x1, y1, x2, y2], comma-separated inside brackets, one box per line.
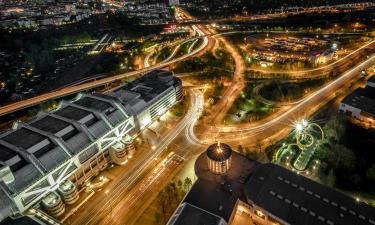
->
[188, 39, 199, 54]
[77, 76, 205, 225]
[207, 54, 375, 139]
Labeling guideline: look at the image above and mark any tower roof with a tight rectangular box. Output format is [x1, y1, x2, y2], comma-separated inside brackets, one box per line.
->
[206, 142, 232, 161]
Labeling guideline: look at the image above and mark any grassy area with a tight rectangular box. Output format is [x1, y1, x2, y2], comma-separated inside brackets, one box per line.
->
[173, 50, 233, 81]
[177, 40, 194, 56]
[259, 79, 325, 102]
[170, 94, 190, 117]
[155, 46, 172, 63]
[225, 84, 275, 124]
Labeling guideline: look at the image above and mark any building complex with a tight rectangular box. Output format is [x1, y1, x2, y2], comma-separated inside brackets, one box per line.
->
[339, 76, 375, 122]
[0, 70, 182, 223]
[168, 143, 375, 225]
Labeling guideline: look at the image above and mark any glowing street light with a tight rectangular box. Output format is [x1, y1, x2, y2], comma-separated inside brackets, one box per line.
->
[332, 43, 338, 50]
[302, 119, 308, 127]
[295, 123, 303, 132]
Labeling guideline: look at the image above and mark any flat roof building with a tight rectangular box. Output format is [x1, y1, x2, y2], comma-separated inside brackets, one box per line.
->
[245, 163, 375, 225]
[339, 80, 375, 120]
[110, 69, 182, 129]
[168, 144, 375, 225]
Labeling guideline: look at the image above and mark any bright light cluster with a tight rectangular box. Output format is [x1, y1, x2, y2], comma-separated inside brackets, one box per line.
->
[295, 119, 309, 132]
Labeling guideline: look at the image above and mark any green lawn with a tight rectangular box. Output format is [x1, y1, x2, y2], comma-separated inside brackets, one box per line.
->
[225, 84, 275, 124]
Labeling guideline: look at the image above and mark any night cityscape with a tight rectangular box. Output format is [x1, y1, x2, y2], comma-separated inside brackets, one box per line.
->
[0, 0, 374, 225]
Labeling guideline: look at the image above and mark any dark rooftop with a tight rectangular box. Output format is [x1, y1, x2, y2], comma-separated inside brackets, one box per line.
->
[75, 96, 113, 113]
[183, 152, 258, 222]
[117, 69, 180, 102]
[170, 203, 224, 225]
[2, 128, 47, 150]
[245, 163, 375, 225]
[55, 106, 92, 121]
[30, 116, 71, 134]
[206, 143, 233, 161]
[0, 216, 44, 225]
[342, 85, 375, 116]
[0, 144, 17, 162]
[0, 144, 28, 172]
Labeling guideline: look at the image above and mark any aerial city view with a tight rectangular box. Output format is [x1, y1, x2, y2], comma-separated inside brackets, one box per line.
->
[0, 0, 375, 225]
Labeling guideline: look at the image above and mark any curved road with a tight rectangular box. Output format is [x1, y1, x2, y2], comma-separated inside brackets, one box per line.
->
[191, 54, 375, 147]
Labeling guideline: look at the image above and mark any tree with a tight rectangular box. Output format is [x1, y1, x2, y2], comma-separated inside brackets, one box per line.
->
[177, 179, 183, 188]
[157, 189, 169, 224]
[154, 212, 162, 225]
[366, 164, 375, 182]
[332, 145, 356, 171]
[323, 116, 346, 142]
[183, 177, 192, 192]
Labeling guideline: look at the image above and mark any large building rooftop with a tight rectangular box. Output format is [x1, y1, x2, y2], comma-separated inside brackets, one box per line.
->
[245, 163, 375, 225]
[169, 155, 375, 225]
[342, 85, 375, 117]
[111, 69, 182, 114]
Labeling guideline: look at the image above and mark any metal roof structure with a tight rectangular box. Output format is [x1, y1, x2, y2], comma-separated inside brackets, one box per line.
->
[169, 158, 375, 225]
[245, 163, 375, 225]
[110, 69, 182, 114]
[0, 69, 182, 222]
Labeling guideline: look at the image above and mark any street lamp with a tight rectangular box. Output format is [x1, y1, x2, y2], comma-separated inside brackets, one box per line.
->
[295, 123, 303, 132]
